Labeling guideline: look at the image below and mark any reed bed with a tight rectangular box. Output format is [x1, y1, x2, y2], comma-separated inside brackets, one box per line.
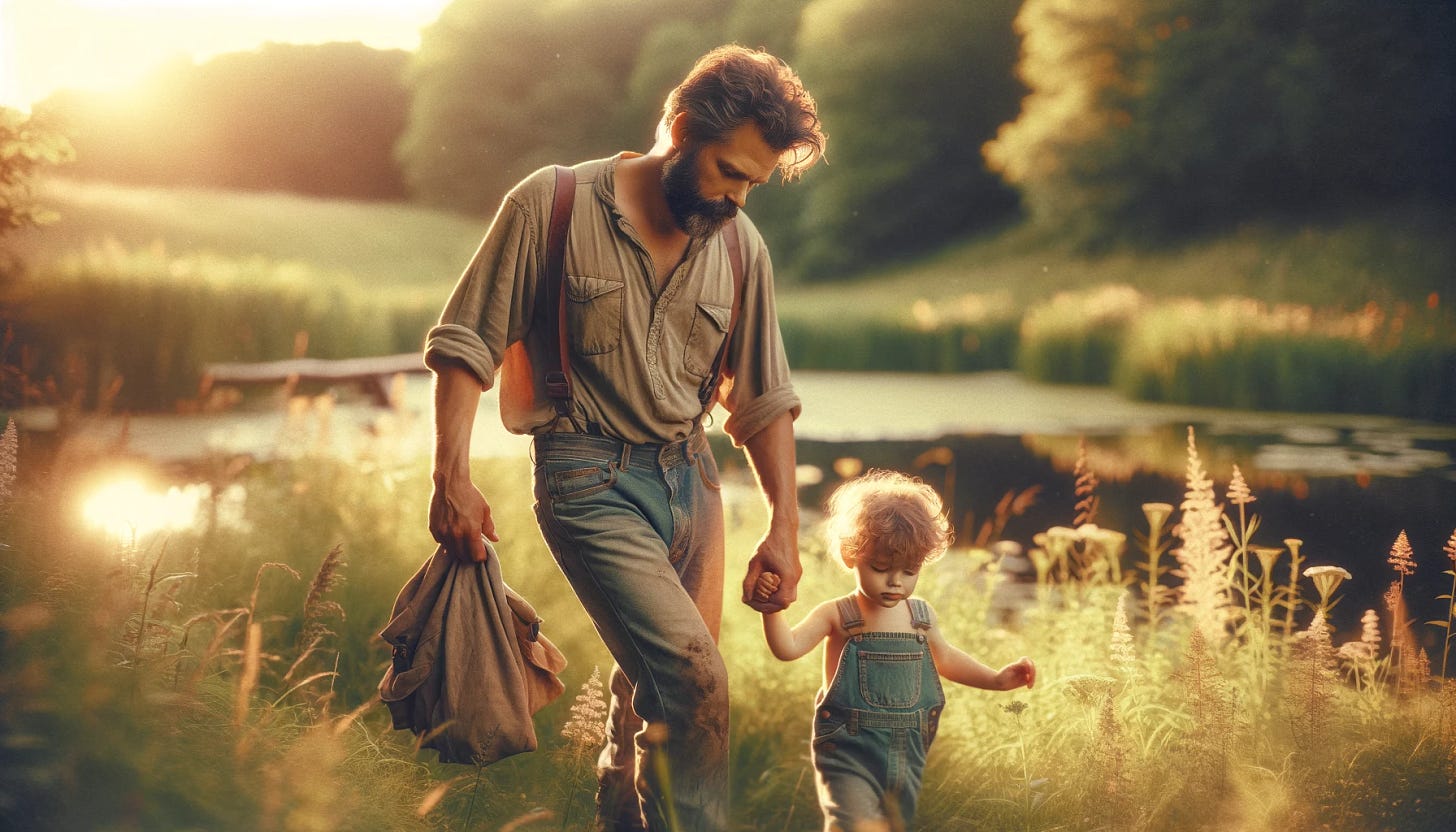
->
[2, 415, 1453, 830]
[5, 244, 438, 410]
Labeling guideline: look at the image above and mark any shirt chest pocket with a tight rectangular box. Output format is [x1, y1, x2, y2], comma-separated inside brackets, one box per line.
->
[683, 301, 731, 378]
[566, 275, 624, 355]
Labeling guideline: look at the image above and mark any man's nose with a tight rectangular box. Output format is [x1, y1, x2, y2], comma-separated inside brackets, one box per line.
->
[727, 182, 749, 209]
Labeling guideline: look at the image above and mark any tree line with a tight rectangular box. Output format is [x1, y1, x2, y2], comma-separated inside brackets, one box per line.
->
[33, 0, 1456, 281]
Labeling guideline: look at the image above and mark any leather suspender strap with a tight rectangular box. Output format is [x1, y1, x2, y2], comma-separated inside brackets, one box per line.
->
[699, 219, 745, 409]
[543, 165, 577, 420]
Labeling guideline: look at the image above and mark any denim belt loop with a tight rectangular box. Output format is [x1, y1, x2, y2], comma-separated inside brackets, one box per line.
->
[848, 710, 860, 736]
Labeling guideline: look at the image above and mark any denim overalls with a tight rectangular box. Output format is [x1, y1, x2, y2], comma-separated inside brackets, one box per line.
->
[812, 596, 945, 831]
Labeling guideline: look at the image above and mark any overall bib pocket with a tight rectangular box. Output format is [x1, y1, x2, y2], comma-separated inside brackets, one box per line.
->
[857, 651, 924, 709]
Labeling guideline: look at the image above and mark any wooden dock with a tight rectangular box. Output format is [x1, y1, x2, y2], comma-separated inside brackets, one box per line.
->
[199, 353, 428, 407]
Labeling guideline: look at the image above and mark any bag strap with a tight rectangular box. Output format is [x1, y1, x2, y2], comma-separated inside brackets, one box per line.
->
[698, 219, 745, 410]
[543, 165, 577, 422]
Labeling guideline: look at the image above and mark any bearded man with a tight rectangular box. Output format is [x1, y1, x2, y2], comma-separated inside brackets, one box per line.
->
[424, 45, 826, 832]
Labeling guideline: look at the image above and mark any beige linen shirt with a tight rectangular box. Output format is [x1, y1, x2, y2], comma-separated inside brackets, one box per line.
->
[424, 154, 800, 447]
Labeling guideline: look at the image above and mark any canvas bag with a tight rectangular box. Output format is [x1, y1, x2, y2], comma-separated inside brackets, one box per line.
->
[377, 541, 566, 765]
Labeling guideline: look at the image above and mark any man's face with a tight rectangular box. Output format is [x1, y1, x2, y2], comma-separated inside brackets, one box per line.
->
[662, 121, 779, 238]
[854, 549, 922, 609]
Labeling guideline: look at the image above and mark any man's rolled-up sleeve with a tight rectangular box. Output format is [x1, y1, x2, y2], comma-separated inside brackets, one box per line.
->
[423, 190, 541, 389]
[719, 235, 801, 446]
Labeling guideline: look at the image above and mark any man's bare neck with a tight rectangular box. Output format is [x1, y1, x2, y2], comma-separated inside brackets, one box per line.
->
[616, 152, 684, 241]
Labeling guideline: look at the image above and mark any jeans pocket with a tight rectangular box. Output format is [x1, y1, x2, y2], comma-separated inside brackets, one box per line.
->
[812, 719, 846, 745]
[547, 461, 617, 501]
[695, 449, 722, 492]
[857, 651, 923, 709]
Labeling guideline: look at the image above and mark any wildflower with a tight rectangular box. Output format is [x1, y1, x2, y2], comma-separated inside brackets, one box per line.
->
[562, 666, 607, 756]
[1173, 427, 1233, 640]
[1303, 564, 1351, 614]
[1062, 674, 1118, 705]
[1073, 437, 1100, 526]
[1109, 594, 1138, 678]
[1444, 529, 1456, 565]
[0, 419, 15, 506]
[1141, 502, 1173, 536]
[1359, 608, 1380, 653]
[1001, 700, 1028, 717]
[1387, 530, 1415, 577]
[1284, 539, 1303, 560]
[1251, 546, 1283, 578]
[1226, 465, 1255, 506]
[1337, 641, 1375, 663]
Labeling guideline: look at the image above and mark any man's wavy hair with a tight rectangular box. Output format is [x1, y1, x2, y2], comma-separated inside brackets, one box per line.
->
[826, 470, 953, 570]
[661, 44, 826, 182]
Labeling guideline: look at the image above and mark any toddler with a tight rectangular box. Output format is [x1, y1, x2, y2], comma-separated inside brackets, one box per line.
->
[759, 469, 1035, 832]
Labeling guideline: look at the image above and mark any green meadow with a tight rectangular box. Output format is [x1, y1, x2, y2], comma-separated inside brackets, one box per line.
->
[3, 420, 1453, 831]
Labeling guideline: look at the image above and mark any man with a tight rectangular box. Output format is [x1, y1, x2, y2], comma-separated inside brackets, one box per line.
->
[424, 45, 825, 831]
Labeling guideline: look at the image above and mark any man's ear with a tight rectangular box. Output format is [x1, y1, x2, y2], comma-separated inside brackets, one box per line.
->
[668, 112, 692, 151]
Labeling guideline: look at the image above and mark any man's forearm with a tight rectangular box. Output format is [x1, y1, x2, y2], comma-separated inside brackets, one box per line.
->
[432, 360, 484, 480]
[742, 410, 799, 533]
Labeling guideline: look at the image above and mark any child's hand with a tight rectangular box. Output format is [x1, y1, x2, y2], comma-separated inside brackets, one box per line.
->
[998, 657, 1036, 691]
[753, 572, 781, 605]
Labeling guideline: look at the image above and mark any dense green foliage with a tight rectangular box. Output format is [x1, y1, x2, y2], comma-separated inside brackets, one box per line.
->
[986, 0, 1456, 246]
[790, 0, 1023, 280]
[398, 0, 722, 213]
[0, 106, 72, 237]
[38, 43, 411, 199]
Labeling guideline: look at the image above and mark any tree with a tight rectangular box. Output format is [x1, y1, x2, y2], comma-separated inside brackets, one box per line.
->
[985, 0, 1456, 246]
[41, 43, 411, 200]
[790, 0, 1023, 281]
[399, 0, 720, 214]
[0, 106, 73, 236]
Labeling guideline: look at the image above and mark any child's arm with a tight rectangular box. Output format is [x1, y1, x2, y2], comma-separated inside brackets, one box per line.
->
[924, 603, 1036, 691]
[762, 600, 835, 662]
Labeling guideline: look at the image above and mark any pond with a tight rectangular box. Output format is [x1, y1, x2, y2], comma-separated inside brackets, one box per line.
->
[20, 370, 1456, 648]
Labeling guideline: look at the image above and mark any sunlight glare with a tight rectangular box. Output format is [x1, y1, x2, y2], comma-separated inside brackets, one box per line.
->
[0, 0, 453, 110]
[82, 478, 206, 545]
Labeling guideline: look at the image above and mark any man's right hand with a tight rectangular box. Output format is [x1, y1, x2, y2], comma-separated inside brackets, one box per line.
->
[429, 472, 497, 563]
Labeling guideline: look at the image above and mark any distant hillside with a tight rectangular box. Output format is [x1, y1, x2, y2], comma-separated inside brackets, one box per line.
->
[11, 178, 1454, 317]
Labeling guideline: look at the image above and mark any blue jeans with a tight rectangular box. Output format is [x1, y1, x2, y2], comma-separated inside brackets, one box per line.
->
[533, 427, 728, 832]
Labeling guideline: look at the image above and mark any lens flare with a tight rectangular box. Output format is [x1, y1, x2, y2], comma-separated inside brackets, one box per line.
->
[81, 477, 205, 545]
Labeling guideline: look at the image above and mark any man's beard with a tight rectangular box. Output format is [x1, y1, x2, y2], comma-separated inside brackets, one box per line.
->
[662, 145, 738, 238]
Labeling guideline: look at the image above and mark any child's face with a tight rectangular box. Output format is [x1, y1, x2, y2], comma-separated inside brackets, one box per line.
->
[854, 549, 922, 608]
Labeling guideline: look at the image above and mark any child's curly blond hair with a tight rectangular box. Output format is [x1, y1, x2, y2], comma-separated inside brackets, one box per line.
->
[825, 469, 952, 570]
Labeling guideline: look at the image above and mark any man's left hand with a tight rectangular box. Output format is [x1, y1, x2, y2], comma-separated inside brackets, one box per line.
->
[741, 523, 802, 613]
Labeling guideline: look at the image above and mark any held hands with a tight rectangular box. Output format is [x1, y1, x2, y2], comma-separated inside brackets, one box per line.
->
[741, 524, 801, 613]
[428, 471, 497, 563]
[996, 657, 1037, 691]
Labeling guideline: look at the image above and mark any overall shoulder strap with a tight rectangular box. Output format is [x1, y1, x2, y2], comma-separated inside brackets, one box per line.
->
[908, 598, 934, 631]
[698, 219, 745, 409]
[835, 595, 865, 633]
[542, 165, 577, 420]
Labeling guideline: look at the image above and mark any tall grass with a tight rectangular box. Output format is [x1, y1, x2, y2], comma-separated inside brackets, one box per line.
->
[5, 244, 439, 409]
[1013, 287, 1456, 422]
[3, 414, 1454, 830]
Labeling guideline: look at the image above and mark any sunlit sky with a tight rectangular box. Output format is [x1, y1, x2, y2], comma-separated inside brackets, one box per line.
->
[0, 0, 454, 110]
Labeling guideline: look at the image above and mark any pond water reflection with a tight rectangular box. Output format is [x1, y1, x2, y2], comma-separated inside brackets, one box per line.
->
[19, 371, 1455, 647]
[768, 373, 1456, 648]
